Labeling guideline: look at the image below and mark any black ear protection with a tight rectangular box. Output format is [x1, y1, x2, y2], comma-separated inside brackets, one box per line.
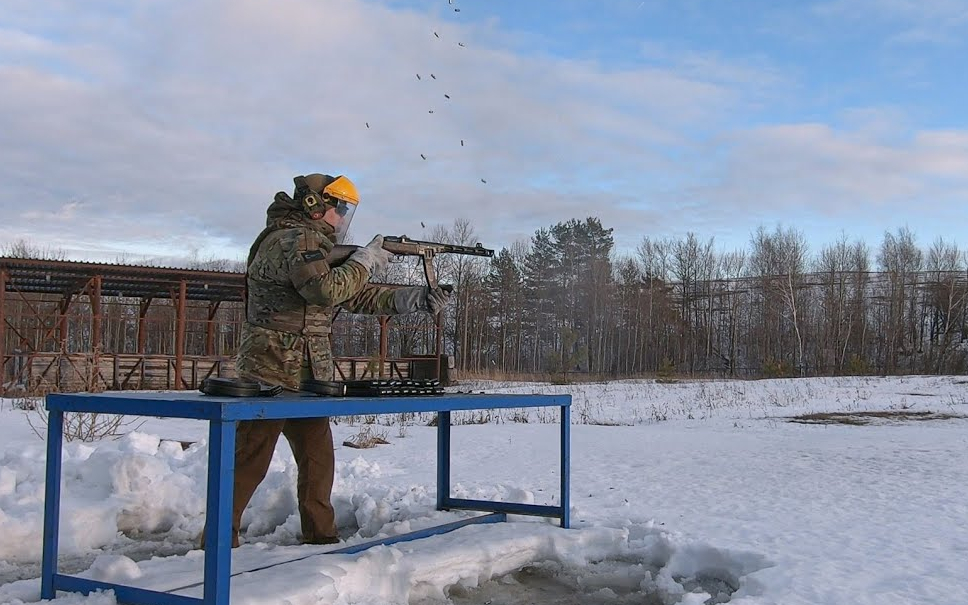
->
[293, 175, 326, 221]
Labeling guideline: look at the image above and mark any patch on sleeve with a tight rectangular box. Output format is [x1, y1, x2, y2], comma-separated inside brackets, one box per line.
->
[301, 250, 325, 262]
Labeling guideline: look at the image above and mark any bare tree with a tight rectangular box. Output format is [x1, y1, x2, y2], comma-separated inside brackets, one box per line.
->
[715, 249, 747, 376]
[816, 234, 862, 373]
[925, 237, 968, 372]
[876, 227, 923, 372]
[670, 233, 715, 373]
[2, 238, 67, 260]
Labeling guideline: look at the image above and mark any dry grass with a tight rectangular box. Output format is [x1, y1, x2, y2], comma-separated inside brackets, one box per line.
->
[789, 410, 964, 426]
[24, 397, 147, 442]
[342, 425, 390, 449]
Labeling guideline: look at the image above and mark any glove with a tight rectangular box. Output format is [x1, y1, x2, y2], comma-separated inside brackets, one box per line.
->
[348, 234, 391, 276]
[426, 286, 451, 314]
[393, 286, 453, 314]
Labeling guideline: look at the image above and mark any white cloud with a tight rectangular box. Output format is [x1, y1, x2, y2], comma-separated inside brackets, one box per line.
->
[0, 0, 965, 261]
[694, 123, 968, 224]
[0, 0, 749, 260]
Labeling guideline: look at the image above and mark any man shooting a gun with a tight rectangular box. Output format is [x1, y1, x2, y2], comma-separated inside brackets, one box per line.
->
[218, 173, 454, 547]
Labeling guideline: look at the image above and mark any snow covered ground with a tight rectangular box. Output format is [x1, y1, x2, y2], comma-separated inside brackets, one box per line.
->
[0, 375, 966, 604]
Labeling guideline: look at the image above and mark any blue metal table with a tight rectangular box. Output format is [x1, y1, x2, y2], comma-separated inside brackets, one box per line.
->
[41, 391, 571, 605]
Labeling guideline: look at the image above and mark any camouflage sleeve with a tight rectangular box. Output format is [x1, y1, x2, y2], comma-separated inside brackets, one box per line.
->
[339, 283, 401, 315]
[287, 230, 372, 307]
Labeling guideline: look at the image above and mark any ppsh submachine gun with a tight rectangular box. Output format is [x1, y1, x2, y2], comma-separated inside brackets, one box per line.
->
[327, 235, 494, 292]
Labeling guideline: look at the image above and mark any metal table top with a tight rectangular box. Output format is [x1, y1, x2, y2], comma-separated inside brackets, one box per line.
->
[45, 390, 571, 420]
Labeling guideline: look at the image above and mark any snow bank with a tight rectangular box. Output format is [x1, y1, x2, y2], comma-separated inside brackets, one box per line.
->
[0, 375, 966, 604]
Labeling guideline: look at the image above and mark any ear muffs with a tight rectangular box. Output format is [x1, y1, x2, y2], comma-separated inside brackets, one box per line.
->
[302, 191, 326, 220]
[294, 175, 327, 220]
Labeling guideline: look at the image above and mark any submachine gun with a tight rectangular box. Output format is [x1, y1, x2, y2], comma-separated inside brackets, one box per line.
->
[326, 235, 495, 292]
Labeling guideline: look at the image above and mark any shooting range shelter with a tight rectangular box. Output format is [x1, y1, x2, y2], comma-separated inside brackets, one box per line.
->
[0, 257, 448, 394]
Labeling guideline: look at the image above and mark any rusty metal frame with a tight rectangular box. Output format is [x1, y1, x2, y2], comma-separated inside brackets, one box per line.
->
[1, 257, 445, 393]
[173, 280, 188, 389]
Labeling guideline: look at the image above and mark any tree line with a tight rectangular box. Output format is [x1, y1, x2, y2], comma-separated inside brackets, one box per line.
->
[426, 220, 968, 379]
[4, 221, 968, 381]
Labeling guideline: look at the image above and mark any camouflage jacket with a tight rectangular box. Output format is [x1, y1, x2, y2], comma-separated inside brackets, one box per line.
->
[236, 193, 400, 390]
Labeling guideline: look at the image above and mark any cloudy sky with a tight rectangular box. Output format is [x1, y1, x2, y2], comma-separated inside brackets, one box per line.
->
[2, 0, 967, 263]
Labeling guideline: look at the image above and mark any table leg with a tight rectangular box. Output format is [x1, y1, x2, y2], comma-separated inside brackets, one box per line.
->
[41, 409, 65, 600]
[203, 419, 236, 605]
[436, 411, 451, 510]
[560, 405, 570, 528]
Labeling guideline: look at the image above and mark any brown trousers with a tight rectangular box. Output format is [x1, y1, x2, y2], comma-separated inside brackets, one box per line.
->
[232, 416, 337, 544]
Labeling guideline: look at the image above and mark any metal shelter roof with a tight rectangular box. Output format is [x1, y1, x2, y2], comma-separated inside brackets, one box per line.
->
[0, 257, 245, 303]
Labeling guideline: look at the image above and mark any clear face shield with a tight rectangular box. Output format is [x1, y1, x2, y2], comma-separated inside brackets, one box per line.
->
[324, 199, 357, 244]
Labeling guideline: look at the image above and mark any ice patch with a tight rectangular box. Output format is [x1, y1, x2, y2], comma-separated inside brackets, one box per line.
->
[407, 522, 771, 605]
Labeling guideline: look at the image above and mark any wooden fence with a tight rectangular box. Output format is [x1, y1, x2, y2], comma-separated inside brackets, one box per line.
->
[1, 353, 417, 394]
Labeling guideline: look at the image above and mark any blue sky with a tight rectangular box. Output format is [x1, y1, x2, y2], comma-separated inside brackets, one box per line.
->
[1, 0, 967, 264]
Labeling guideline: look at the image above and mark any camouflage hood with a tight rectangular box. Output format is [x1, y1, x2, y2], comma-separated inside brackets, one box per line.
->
[247, 192, 336, 267]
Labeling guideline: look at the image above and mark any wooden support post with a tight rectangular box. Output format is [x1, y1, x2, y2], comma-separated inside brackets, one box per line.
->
[58, 295, 72, 353]
[379, 316, 389, 379]
[0, 269, 6, 380]
[137, 298, 151, 354]
[205, 301, 221, 356]
[90, 276, 102, 391]
[174, 281, 187, 390]
[435, 311, 444, 383]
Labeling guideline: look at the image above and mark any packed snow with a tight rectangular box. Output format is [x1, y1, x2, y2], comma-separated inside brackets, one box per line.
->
[0, 375, 966, 604]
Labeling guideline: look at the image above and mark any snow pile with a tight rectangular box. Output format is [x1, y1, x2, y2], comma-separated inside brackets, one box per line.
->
[0, 433, 207, 562]
[1, 519, 770, 605]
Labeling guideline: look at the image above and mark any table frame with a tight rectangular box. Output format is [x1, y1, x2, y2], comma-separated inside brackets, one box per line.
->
[41, 391, 571, 605]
